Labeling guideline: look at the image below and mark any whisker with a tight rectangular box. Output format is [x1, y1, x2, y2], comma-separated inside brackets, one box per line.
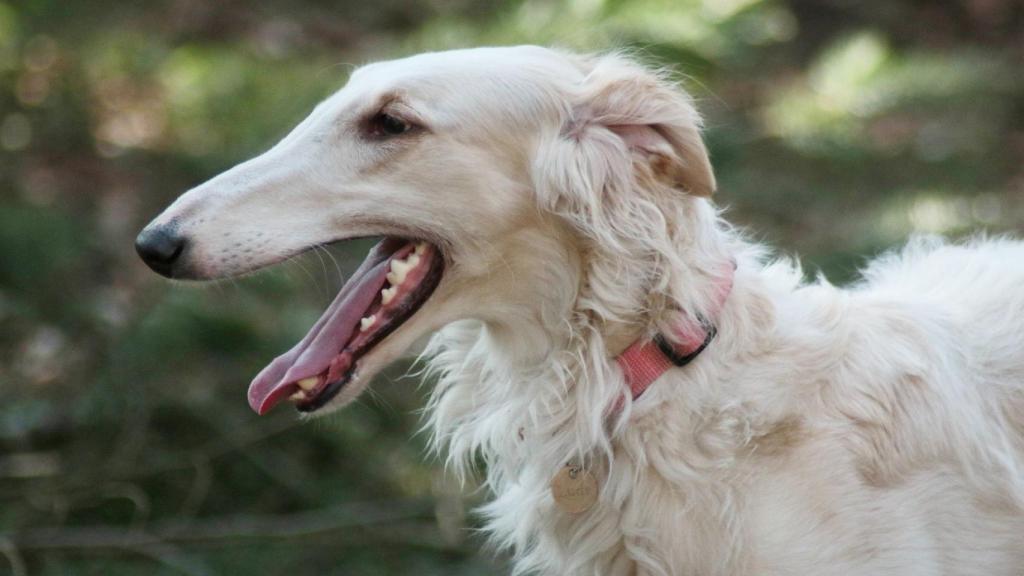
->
[317, 244, 346, 287]
[283, 253, 322, 298]
[309, 245, 332, 302]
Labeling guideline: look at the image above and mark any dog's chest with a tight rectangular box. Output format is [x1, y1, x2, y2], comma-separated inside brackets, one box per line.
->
[486, 431, 755, 575]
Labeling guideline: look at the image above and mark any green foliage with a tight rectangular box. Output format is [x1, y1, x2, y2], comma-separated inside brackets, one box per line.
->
[1, 0, 1021, 573]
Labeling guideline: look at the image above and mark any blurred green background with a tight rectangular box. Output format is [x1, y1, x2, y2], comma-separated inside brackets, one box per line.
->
[1, 0, 1021, 574]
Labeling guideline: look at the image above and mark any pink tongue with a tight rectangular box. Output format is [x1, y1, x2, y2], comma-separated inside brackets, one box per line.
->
[247, 241, 396, 415]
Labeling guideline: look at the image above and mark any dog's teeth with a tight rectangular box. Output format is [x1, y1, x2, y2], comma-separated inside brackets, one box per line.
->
[381, 286, 396, 305]
[290, 390, 306, 401]
[389, 258, 412, 283]
[297, 377, 318, 391]
[414, 242, 427, 255]
[360, 315, 376, 331]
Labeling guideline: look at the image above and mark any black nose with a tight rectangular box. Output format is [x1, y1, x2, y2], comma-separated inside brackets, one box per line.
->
[135, 226, 186, 277]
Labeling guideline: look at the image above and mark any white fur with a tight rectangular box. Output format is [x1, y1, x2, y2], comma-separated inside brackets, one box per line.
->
[146, 46, 1024, 575]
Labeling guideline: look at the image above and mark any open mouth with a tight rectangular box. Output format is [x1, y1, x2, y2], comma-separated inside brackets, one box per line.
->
[247, 237, 444, 415]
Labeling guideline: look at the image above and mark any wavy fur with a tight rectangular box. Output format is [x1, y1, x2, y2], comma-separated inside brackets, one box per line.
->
[146, 46, 1024, 575]
[421, 52, 1024, 575]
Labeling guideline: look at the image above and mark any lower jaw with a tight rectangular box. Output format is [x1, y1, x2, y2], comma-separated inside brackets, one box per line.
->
[296, 369, 354, 413]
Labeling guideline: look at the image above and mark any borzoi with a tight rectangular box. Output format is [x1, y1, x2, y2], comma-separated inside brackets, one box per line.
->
[136, 46, 1024, 575]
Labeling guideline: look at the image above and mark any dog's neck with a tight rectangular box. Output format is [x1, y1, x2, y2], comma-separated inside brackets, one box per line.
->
[425, 203, 748, 467]
[423, 212, 773, 573]
[615, 260, 735, 403]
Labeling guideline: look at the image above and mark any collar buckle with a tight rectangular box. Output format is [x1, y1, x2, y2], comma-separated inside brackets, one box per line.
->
[653, 322, 716, 368]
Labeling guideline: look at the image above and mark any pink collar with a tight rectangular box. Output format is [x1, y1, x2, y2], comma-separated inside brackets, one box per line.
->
[616, 262, 735, 400]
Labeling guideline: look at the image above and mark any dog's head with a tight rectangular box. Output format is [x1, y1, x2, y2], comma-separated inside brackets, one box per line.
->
[136, 46, 717, 416]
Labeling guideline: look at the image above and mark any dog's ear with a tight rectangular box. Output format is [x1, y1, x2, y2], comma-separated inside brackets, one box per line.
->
[563, 55, 715, 198]
[533, 54, 724, 328]
[532, 53, 716, 260]
[534, 53, 715, 257]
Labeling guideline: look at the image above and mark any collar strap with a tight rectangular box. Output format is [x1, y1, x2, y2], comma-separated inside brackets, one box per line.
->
[616, 262, 735, 400]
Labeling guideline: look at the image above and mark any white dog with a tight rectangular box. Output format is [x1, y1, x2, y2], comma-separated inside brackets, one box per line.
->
[136, 46, 1024, 575]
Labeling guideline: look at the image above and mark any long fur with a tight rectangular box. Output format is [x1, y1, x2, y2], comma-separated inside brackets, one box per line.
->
[420, 53, 1024, 576]
[145, 46, 1024, 575]
[426, 233, 1024, 575]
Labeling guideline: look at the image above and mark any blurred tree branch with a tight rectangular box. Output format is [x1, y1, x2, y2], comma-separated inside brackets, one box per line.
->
[2, 499, 453, 552]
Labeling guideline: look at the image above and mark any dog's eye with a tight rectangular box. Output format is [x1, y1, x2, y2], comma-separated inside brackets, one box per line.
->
[369, 112, 412, 138]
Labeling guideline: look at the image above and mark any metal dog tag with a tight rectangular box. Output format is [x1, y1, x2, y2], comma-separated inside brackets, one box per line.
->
[550, 462, 597, 514]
